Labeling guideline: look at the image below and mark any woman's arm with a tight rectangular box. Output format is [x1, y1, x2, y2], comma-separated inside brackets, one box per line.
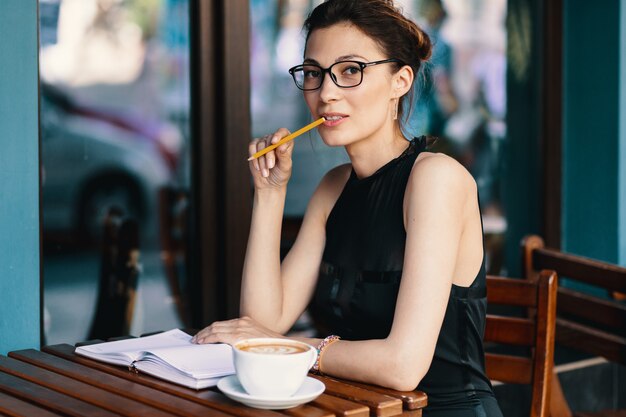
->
[193, 163, 350, 341]
[240, 163, 351, 333]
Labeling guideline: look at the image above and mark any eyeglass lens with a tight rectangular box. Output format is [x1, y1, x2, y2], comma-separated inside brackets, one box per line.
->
[293, 61, 363, 90]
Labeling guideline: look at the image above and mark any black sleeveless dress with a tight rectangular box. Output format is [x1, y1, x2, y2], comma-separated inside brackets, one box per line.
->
[309, 138, 503, 416]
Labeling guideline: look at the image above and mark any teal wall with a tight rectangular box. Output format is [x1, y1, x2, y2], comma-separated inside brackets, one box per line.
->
[620, 1, 626, 266]
[562, 0, 622, 264]
[0, 0, 41, 354]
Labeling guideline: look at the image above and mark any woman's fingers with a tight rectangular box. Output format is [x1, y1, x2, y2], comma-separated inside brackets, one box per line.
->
[256, 139, 269, 177]
[249, 135, 272, 175]
[266, 135, 280, 169]
[272, 128, 292, 157]
[249, 129, 293, 174]
[191, 317, 282, 345]
[191, 317, 245, 344]
[193, 329, 238, 345]
[248, 140, 260, 172]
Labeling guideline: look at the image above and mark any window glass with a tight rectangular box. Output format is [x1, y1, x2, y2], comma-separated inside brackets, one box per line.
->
[40, 0, 190, 343]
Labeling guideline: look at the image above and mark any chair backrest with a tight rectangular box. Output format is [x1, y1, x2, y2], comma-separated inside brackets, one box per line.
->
[521, 235, 626, 365]
[88, 207, 141, 340]
[158, 186, 191, 327]
[485, 271, 558, 417]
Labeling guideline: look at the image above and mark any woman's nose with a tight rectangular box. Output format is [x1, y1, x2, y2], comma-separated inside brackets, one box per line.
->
[318, 71, 341, 102]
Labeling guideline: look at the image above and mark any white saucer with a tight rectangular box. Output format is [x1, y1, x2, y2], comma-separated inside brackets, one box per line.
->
[217, 375, 325, 409]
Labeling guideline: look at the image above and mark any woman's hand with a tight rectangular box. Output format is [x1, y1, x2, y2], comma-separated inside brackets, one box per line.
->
[249, 128, 294, 190]
[191, 316, 284, 345]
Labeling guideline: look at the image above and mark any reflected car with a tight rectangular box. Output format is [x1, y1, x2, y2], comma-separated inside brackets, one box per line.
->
[41, 83, 183, 243]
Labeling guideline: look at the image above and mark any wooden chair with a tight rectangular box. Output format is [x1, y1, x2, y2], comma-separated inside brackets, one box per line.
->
[158, 186, 192, 327]
[485, 270, 558, 417]
[522, 235, 626, 417]
[88, 207, 141, 340]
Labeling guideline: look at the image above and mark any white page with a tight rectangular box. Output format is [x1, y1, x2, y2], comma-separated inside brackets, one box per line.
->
[139, 343, 234, 379]
[75, 329, 193, 366]
[134, 360, 223, 389]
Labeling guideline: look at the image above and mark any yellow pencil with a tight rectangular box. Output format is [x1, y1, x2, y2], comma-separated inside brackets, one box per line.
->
[247, 117, 326, 161]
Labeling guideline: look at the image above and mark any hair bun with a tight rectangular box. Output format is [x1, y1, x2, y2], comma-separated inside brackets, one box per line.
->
[414, 26, 432, 61]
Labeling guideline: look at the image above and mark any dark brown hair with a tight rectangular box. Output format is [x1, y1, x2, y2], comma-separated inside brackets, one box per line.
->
[303, 0, 432, 126]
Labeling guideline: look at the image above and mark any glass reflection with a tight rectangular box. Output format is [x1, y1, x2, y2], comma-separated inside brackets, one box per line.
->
[40, 0, 190, 344]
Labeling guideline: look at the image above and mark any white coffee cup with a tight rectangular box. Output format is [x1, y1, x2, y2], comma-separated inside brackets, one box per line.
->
[233, 338, 317, 398]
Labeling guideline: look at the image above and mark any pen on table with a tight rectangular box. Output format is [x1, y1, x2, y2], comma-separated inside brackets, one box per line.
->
[247, 117, 326, 161]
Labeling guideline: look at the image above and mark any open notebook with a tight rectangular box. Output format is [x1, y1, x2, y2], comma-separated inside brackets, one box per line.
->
[75, 329, 235, 389]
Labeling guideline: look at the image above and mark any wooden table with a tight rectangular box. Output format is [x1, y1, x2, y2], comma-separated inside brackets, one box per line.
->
[0, 344, 427, 416]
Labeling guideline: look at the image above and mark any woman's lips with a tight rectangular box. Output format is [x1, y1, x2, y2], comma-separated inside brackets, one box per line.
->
[322, 115, 348, 127]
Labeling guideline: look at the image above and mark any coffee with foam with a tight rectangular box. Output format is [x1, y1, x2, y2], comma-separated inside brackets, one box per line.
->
[237, 343, 308, 355]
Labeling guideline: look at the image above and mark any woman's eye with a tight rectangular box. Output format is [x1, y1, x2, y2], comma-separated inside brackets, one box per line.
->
[304, 69, 321, 78]
[343, 66, 361, 75]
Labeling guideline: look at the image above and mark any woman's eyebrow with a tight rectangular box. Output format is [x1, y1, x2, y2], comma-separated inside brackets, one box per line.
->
[335, 54, 368, 61]
[303, 55, 369, 65]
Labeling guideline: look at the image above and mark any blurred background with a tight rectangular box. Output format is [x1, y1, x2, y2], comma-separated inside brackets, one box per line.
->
[39, 0, 507, 344]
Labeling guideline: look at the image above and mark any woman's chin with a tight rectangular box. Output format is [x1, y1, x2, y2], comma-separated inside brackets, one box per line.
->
[319, 134, 348, 148]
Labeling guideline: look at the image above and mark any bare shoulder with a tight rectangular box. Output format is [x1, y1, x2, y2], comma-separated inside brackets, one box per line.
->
[409, 152, 477, 196]
[403, 152, 477, 219]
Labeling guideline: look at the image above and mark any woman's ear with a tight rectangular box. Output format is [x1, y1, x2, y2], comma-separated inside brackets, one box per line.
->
[393, 65, 414, 98]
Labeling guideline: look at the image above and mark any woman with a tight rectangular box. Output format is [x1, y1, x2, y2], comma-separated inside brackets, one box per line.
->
[193, 1, 502, 415]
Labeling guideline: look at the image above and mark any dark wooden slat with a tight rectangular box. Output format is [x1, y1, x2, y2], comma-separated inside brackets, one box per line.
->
[485, 353, 533, 384]
[0, 356, 175, 417]
[0, 371, 118, 417]
[324, 379, 427, 410]
[8, 349, 228, 417]
[533, 248, 626, 292]
[557, 288, 626, 333]
[0, 391, 62, 417]
[530, 270, 557, 417]
[311, 394, 370, 417]
[282, 404, 334, 417]
[555, 319, 626, 366]
[43, 344, 287, 417]
[310, 375, 402, 417]
[485, 315, 535, 346]
[486, 276, 538, 307]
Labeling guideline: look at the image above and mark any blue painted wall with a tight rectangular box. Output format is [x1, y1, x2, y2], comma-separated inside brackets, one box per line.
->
[619, 0, 626, 265]
[0, 0, 41, 354]
[562, 0, 621, 265]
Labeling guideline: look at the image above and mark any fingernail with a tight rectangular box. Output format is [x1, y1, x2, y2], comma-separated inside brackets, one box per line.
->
[269, 159, 275, 169]
[263, 169, 269, 177]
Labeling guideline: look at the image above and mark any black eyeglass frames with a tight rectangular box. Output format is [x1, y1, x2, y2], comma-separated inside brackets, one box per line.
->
[288, 58, 403, 91]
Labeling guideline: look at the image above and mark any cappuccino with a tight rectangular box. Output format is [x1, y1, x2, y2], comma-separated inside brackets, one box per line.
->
[237, 343, 307, 355]
[233, 338, 317, 398]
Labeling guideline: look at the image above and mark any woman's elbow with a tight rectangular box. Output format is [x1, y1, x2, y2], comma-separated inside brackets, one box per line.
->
[383, 355, 429, 392]
[386, 372, 421, 392]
